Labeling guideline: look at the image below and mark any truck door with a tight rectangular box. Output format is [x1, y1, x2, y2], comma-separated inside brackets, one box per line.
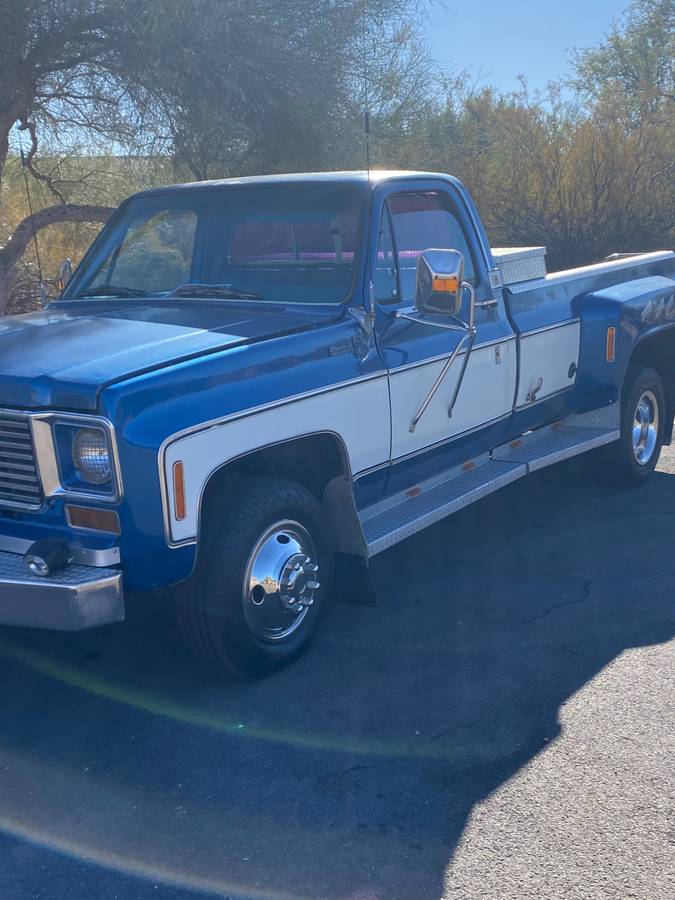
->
[372, 180, 517, 487]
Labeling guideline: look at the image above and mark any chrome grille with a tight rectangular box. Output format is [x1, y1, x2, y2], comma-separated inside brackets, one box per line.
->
[0, 414, 43, 509]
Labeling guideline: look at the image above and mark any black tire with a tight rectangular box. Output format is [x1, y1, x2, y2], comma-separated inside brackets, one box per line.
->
[597, 365, 665, 486]
[176, 476, 331, 678]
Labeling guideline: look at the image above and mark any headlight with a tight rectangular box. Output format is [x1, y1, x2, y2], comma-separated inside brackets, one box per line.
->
[72, 428, 112, 484]
[32, 415, 121, 501]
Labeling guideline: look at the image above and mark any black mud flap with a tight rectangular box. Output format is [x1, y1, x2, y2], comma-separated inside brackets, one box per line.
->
[332, 553, 377, 607]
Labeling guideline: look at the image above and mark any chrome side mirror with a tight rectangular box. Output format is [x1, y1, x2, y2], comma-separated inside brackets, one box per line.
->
[57, 258, 73, 292]
[415, 249, 465, 316]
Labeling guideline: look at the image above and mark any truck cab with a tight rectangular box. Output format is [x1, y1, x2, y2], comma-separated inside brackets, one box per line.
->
[0, 171, 673, 677]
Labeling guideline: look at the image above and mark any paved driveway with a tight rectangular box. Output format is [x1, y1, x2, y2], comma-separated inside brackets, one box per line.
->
[0, 447, 673, 900]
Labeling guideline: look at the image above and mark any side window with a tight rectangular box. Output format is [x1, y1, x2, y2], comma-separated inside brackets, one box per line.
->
[389, 192, 475, 303]
[373, 204, 398, 302]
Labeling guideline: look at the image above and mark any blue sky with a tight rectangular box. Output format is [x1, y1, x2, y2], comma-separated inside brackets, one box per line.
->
[424, 0, 630, 92]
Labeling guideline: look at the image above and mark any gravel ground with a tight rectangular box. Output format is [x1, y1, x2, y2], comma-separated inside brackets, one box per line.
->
[0, 443, 672, 900]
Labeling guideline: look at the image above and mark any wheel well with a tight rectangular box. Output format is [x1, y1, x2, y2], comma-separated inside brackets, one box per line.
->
[198, 433, 367, 560]
[627, 329, 675, 443]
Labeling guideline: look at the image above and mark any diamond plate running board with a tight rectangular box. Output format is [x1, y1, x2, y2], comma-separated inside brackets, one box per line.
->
[492, 406, 620, 472]
[361, 455, 527, 557]
[360, 405, 620, 557]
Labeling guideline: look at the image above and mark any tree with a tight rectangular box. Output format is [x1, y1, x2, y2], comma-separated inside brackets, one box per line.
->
[372, 0, 673, 270]
[0, 0, 432, 313]
[573, 0, 674, 116]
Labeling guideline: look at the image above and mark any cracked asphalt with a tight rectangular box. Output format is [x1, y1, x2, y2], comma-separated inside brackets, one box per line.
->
[0, 445, 673, 900]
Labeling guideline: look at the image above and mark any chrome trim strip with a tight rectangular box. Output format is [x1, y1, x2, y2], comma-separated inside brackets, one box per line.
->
[156, 372, 388, 546]
[157, 358, 521, 546]
[0, 408, 123, 508]
[0, 410, 44, 512]
[0, 534, 121, 567]
[159, 427, 361, 551]
[353, 460, 390, 480]
[31, 411, 124, 503]
[388, 334, 516, 376]
[506, 250, 674, 295]
[514, 385, 574, 411]
[518, 318, 580, 338]
[352, 410, 514, 478]
[389, 411, 513, 466]
[159, 371, 387, 454]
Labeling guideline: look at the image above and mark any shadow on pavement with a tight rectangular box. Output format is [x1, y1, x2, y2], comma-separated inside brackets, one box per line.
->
[0, 459, 673, 899]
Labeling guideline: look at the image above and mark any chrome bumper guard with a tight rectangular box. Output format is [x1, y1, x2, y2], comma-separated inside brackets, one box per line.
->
[0, 550, 124, 631]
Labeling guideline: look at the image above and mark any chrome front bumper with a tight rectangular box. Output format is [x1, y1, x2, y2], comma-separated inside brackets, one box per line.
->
[0, 550, 124, 631]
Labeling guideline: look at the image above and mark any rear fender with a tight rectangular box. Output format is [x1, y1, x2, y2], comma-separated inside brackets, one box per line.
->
[575, 275, 675, 438]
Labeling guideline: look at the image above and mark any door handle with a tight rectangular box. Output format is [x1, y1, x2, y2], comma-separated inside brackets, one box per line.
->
[526, 377, 544, 403]
[474, 298, 498, 310]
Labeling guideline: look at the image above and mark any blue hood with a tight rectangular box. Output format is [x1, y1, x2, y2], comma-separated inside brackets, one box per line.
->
[0, 299, 326, 411]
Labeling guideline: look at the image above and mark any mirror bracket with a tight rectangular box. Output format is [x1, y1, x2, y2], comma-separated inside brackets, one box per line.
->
[405, 279, 478, 433]
[395, 308, 467, 332]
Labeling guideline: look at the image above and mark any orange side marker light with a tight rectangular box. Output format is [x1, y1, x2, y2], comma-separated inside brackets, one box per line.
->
[606, 327, 616, 362]
[173, 461, 186, 521]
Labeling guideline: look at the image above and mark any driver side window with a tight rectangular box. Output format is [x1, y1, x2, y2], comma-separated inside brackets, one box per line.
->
[384, 191, 476, 305]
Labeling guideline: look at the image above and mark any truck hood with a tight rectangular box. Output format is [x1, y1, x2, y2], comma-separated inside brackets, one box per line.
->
[0, 299, 328, 411]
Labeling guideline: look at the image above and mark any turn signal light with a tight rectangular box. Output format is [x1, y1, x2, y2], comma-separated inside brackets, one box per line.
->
[432, 275, 460, 293]
[606, 327, 616, 362]
[66, 505, 121, 534]
[173, 461, 186, 521]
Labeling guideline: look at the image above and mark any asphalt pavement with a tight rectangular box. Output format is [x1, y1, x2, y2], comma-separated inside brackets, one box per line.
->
[0, 445, 673, 900]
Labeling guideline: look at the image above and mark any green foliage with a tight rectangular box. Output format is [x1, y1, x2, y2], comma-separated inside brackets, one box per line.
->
[573, 0, 674, 115]
[369, 0, 674, 269]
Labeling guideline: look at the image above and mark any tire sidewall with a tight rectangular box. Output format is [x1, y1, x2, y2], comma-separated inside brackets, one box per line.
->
[199, 479, 331, 677]
[619, 366, 665, 482]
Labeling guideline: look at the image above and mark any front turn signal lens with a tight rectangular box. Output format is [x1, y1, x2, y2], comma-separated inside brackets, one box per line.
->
[66, 505, 121, 534]
[606, 326, 616, 362]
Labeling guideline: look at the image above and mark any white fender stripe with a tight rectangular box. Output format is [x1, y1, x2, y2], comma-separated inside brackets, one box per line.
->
[162, 376, 390, 544]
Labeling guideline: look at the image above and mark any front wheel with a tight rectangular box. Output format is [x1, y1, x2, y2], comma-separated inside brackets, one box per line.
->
[177, 477, 331, 678]
[598, 366, 665, 486]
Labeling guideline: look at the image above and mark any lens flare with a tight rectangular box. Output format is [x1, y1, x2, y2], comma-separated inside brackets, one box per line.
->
[0, 636, 501, 763]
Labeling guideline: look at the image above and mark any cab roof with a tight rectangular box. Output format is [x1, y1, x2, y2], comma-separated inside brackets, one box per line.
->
[133, 170, 451, 198]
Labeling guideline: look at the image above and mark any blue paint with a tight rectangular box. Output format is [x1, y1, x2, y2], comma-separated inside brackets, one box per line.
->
[574, 273, 675, 408]
[0, 172, 673, 597]
[385, 415, 513, 497]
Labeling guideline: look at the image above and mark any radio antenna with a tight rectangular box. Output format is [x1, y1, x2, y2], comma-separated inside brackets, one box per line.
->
[361, 8, 371, 178]
[16, 127, 46, 306]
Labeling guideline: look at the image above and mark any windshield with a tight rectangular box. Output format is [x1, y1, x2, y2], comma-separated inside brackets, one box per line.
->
[63, 183, 365, 305]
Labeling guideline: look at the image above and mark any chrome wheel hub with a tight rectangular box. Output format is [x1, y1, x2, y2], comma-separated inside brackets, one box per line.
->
[243, 520, 320, 642]
[632, 390, 659, 466]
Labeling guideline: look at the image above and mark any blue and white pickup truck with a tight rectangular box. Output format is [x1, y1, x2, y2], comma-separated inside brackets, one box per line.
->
[0, 171, 673, 676]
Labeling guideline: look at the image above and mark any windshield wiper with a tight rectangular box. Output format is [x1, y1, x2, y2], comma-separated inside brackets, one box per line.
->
[168, 283, 263, 301]
[75, 285, 148, 298]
